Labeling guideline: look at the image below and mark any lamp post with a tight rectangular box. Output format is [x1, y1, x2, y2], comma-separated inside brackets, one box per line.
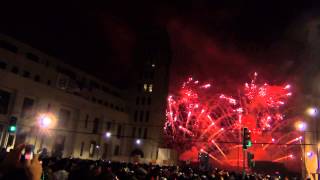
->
[306, 107, 319, 177]
[295, 121, 307, 178]
[34, 113, 53, 151]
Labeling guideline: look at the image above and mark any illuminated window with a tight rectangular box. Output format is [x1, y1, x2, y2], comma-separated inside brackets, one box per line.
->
[114, 145, 120, 156]
[143, 128, 148, 139]
[84, 115, 88, 128]
[132, 127, 136, 137]
[138, 128, 142, 138]
[144, 84, 148, 92]
[134, 110, 138, 121]
[80, 142, 84, 156]
[140, 111, 144, 122]
[145, 111, 150, 122]
[89, 141, 96, 157]
[148, 84, 153, 93]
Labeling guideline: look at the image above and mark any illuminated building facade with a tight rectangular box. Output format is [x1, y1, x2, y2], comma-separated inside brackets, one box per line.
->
[0, 30, 173, 163]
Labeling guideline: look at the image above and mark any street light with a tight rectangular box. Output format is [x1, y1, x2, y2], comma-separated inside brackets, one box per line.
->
[306, 107, 318, 117]
[295, 121, 307, 131]
[34, 113, 55, 151]
[39, 115, 53, 128]
[105, 132, 111, 138]
[38, 113, 55, 129]
[306, 107, 320, 176]
[136, 139, 141, 145]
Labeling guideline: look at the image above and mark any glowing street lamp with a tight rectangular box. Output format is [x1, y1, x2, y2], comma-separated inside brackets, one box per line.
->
[105, 132, 111, 138]
[34, 113, 56, 151]
[295, 121, 307, 131]
[135, 139, 141, 145]
[38, 113, 55, 129]
[306, 107, 318, 117]
[40, 116, 52, 128]
[306, 107, 320, 175]
[307, 151, 314, 158]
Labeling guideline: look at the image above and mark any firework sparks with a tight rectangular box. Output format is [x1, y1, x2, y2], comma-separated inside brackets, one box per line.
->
[164, 73, 298, 167]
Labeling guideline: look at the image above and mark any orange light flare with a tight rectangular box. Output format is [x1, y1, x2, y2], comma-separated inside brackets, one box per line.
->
[273, 154, 294, 162]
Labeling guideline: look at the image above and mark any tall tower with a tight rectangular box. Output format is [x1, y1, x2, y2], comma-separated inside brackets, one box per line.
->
[125, 25, 171, 162]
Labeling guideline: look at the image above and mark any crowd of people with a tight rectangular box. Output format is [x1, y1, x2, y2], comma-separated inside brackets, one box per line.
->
[0, 145, 300, 180]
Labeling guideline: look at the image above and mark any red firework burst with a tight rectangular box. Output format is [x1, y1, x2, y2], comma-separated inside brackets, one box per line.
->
[164, 73, 300, 168]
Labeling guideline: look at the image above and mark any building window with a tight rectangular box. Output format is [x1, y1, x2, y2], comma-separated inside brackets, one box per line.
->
[138, 128, 142, 138]
[143, 128, 148, 139]
[25, 53, 39, 62]
[132, 127, 136, 138]
[0, 40, 18, 53]
[21, 97, 34, 118]
[141, 97, 145, 105]
[117, 125, 122, 138]
[106, 122, 111, 131]
[58, 108, 71, 127]
[136, 97, 140, 105]
[34, 75, 40, 82]
[22, 71, 30, 78]
[147, 97, 151, 105]
[137, 83, 141, 92]
[47, 80, 51, 86]
[114, 145, 120, 156]
[11, 66, 19, 74]
[85, 114, 89, 128]
[89, 141, 96, 157]
[80, 142, 84, 156]
[0, 89, 11, 115]
[145, 111, 150, 122]
[134, 110, 138, 122]
[143, 84, 148, 92]
[93, 118, 99, 134]
[140, 111, 144, 122]
[148, 84, 153, 93]
[0, 61, 7, 69]
[150, 71, 154, 79]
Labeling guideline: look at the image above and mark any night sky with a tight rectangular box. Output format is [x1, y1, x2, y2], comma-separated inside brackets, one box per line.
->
[0, 0, 319, 90]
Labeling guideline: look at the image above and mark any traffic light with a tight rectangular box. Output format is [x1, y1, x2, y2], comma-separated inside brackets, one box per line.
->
[8, 116, 17, 133]
[247, 152, 255, 168]
[243, 127, 252, 149]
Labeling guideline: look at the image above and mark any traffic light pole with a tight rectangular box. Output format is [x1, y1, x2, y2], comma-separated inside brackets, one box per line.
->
[242, 149, 246, 179]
